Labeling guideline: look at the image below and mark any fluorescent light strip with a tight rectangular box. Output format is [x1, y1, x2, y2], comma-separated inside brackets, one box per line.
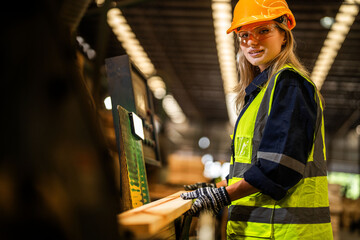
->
[107, 8, 186, 123]
[212, 0, 238, 126]
[76, 36, 97, 60]
[107, 8, 156, 76]
[162, 95, 187, 124]
[311, 0, 359, 89]
[147, 76, 167, 99]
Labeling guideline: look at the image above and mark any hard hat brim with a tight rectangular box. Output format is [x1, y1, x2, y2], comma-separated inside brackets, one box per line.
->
[227, 13, 296, 34]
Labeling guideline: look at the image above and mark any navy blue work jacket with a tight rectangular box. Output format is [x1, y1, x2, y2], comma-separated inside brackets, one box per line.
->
[231, 68, 317, 200]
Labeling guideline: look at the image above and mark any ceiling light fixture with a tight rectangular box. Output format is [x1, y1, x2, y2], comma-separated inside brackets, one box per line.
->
[311, 0, 359, 89]
[76, 36, 97, 60]
[162, 95, 187, 124]
[147, 76, 167, 99]
[201, 154, 214, 165]
[198, 136, 211, 149]
[212, 0, 238, 126]
[320, 16, 335, 29]
[107, 8, 186, 123]
[203, 161, 222, 179]
[107, 8, 167, 98]
[95, 0, 105, 7]
[356, 125, 360, 135]
[107, 8, 156, 77]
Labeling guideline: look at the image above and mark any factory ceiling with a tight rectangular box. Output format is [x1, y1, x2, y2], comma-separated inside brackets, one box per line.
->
[77, 0, 360, 170]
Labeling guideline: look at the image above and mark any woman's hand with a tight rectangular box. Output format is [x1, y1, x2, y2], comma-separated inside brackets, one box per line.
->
[180, 187, 231, 216]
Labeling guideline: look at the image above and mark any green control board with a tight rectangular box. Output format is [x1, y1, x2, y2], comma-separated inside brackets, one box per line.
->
[118, 105, 150, 209]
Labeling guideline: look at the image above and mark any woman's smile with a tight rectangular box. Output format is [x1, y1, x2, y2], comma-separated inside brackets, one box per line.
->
[248, 49, 265, 57]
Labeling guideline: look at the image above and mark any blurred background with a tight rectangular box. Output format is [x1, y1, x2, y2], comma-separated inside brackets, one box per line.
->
[1, 0, 360, 239]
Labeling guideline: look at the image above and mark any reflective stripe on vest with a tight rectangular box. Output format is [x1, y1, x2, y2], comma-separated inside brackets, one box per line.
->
[227, 65, 333, 239]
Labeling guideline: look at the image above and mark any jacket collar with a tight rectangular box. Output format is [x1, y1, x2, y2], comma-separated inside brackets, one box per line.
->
[245, 68, 270, 96]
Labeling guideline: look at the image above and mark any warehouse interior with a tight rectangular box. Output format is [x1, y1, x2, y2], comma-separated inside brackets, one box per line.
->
[1, 0, 360, 239]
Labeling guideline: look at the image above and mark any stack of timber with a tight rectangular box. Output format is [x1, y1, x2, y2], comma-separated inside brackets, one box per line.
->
[166, 154, 209, 185]
[118, 191, 192, 239]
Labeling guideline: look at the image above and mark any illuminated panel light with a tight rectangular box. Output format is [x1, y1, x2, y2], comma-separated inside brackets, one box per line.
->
[311, 0, 359, 89]
[148, 76, 166, 99]
[95, 0, 105, 7]
[198, 137, 210, 149]
[201, 154, 214, 164]
[162, 95, 187, 124]
[356, 125, 360, 135]
[107, 8, 167, 99]
[76, 36, 97, 60]
[104, 96, 112, 110]
[203, 161, 222, 179]
[221, 162, 230, 180]
[320, 16, 335, 29]
[212, 0, 238, 126]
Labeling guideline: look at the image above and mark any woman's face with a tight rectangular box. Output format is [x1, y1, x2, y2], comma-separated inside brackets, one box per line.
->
[238, 22, 286, 72]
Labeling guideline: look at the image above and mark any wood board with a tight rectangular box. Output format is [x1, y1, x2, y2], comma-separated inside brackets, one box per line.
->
[118, 191, 192, 239]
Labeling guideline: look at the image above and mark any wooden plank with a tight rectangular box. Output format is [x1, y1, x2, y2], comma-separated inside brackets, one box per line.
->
[149, 222, 176, 240]
[119, 191, 187, 217]
[118, 191, 192, 239]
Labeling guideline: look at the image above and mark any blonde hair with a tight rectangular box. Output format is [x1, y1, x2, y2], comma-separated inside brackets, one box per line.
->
[234, 21, 319, 114]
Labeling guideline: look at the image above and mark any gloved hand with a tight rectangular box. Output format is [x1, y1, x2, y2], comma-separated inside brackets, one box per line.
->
[180, 187, 231, 216]
[183, 182, 216, 191]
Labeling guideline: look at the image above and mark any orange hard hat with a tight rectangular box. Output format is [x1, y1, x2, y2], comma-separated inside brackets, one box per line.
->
[227, 0, 296, 34]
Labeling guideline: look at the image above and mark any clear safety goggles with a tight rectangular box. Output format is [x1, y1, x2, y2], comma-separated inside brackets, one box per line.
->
[237, 23, 278, 44]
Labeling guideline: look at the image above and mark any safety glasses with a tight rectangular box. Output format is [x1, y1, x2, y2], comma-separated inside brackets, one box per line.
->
[237, 23, 278, 44]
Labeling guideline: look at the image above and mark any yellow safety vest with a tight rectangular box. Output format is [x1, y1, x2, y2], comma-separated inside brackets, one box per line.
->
[227, 65, 333, 239]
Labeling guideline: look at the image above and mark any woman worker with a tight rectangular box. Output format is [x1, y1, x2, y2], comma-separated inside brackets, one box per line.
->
[181, 0, 333, 239]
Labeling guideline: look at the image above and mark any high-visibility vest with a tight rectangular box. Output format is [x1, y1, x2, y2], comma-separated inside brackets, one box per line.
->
[227, 65, 333, 239]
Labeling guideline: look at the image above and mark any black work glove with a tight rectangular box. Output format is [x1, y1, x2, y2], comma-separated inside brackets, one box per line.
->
[183, 182, 216, 191]
[180, 187, 231, 216]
